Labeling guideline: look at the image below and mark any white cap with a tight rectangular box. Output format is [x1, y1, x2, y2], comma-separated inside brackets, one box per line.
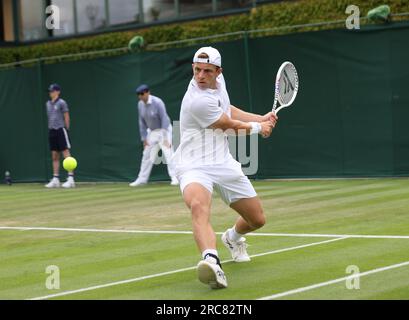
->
[193, 46, 222, 67]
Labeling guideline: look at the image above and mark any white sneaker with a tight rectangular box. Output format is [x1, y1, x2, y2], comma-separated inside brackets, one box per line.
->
[62, 177, 75, 188]
[170, 177, 179, 186]
[221, 229, 251, 262]
[129, 179, 147, 187]
[197, 258, 228, 289]
[45, 178, 60, 188]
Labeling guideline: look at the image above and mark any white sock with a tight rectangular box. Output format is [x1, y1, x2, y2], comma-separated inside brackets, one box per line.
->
[228, 226, 243, 242]
[202, 249, 219, 264]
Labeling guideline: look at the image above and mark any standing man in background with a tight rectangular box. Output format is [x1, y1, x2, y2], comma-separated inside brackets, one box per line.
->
[45, 83, 75, 188]
[130, 84, 178, 187]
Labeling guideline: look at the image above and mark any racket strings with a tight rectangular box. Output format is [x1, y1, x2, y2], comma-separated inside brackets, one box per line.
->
[278, 66, 298, 105]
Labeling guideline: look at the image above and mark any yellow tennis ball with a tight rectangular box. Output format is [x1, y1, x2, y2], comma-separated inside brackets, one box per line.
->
[63, 157, 77, 171]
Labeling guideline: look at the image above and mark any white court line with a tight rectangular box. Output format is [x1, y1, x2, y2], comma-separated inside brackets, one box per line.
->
[0, 226, 193, 235]
[258, 260, 409, 300]
[248, 232, 409, 240]
[1, 226, 409, 239]
[28, 237, 347, 300]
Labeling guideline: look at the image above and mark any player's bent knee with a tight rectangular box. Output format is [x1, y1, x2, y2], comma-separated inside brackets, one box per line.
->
[189, 199, 207, 218]
[249, 213, 266, 229]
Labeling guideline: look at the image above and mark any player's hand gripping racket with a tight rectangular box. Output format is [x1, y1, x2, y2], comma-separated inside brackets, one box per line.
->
[272, 61, 299, 114]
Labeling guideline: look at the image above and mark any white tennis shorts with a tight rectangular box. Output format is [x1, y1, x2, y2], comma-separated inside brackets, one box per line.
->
[177, 160, 257, 205]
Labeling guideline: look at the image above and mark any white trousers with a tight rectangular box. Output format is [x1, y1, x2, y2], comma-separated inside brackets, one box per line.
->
[136, 126, 175, 183]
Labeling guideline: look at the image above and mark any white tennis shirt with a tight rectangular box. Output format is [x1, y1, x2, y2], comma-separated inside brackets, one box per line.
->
[173, 74, 236, 173]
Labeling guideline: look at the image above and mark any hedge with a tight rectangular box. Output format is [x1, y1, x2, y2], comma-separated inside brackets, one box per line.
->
[0, 0, 408, 65]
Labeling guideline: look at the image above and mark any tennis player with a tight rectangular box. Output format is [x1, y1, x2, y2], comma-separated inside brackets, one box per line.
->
[173, 47, 278, 288]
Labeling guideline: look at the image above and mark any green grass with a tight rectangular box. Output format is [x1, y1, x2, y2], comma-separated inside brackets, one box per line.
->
[0, 179, 409, 300]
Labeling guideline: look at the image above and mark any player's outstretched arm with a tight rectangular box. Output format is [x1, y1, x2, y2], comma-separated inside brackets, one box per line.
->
[230, 105, 278, 125]
[230, 105, 263, 122]
[210, 113, 274, 138]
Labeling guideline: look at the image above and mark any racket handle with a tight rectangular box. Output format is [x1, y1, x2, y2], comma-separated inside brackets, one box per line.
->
[272, 99, 278, 113]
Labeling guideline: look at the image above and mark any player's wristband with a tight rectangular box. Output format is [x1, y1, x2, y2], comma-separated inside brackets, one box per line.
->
[249, 122, 262, 135]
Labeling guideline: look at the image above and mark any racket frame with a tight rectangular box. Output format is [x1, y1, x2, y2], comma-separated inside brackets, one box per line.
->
[272, 61, 299, 114]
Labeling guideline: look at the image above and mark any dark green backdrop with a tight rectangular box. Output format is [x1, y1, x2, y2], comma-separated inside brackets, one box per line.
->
[1, 21, 409, 182]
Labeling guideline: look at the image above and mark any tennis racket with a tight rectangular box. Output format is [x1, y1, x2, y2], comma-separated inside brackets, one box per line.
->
[272, 61, 299, 114]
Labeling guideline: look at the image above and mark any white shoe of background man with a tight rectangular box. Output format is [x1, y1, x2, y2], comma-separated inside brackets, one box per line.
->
[45, 177, 60, 188]
[222, 228, 251, 262]
[129, 179, 147, 187]
[197, 253, 227, 289]
[170, 177, 179, 186]
[62, 176, 75, 188]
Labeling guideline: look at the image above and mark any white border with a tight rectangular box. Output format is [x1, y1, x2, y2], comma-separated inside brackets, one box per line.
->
[1, 226, 408, 239]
